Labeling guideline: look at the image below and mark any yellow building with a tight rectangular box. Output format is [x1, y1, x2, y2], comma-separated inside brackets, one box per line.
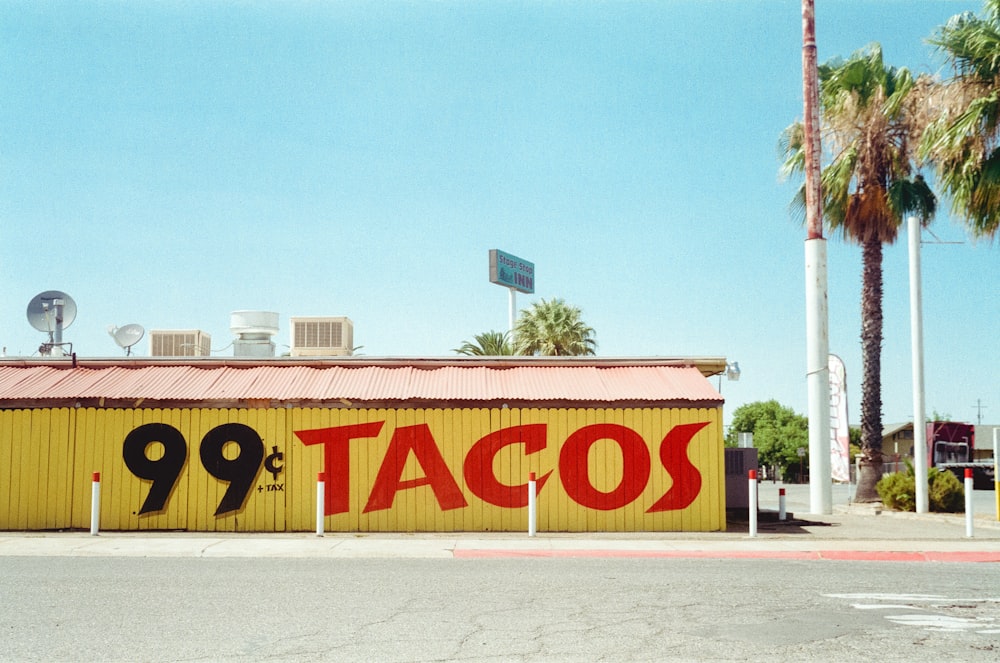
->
[0, 357, 727, 533]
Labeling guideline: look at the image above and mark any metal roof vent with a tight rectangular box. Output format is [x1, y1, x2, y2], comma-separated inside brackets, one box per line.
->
[231, 311, 279, 358]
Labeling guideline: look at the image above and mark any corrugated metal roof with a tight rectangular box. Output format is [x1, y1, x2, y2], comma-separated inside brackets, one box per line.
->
[0, 357, 724, 407]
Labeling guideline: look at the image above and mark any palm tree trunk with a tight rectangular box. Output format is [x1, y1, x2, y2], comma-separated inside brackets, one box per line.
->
[802, 0, 822, 241]
[855, 237, 885, 502]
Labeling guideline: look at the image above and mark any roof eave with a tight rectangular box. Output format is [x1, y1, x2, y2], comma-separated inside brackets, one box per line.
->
[0, 355, 730, 377]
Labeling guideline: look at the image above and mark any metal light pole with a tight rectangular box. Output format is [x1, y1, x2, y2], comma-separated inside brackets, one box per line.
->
[802, 0, 832, 514]
[508, 288, 517, 347]
[908, 216, 929, 513]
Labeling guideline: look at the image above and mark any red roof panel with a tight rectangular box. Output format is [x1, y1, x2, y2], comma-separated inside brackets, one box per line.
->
[0, 359, 723, 406]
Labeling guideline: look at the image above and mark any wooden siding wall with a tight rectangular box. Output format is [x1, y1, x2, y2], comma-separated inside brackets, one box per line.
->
[0, 406, 724, 532]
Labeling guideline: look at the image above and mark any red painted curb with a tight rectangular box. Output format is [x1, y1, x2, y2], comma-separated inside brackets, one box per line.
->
[453, 549, 1000, 562]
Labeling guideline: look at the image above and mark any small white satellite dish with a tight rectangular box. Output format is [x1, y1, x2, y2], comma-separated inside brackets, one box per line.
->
[108, 324, 145, 356]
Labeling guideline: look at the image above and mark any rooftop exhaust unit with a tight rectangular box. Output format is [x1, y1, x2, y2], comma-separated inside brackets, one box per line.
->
[290, 316, 353, 357]
[231, 311, 279, 358]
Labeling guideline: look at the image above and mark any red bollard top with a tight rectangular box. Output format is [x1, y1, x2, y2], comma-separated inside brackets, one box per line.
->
[529, 472, 536, 482]
[92, 471, 100, 482]
[748, 469, 757, 480]
[317, 472, 326, 482]
[779, 488, 785, 495]
[965, 468, 974, 479]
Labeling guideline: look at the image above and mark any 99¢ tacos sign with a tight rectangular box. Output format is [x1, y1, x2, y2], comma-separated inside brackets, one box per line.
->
[295, 419, 711, 516]
[118, 412, 717, 526]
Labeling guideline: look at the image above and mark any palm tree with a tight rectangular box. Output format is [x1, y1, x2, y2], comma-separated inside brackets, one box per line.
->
[921, 0, 1000, 239]
[452, 330, 515, 356]
[513, 298, 597, 356]
[780, 44, 936, 502]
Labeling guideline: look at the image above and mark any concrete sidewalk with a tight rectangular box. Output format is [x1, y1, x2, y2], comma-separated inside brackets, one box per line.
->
[1, 506, 998, 561]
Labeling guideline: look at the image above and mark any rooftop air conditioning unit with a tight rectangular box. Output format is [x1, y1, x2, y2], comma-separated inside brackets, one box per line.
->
[149, 330, 212, 357]
[290, 316, 353, 357]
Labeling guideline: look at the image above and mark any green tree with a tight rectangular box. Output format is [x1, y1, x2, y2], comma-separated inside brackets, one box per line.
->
[929, 409, 952, 422]
[726, 400, 809, 479]
[922, 0, 1000, 239]
[452, 330, 514, 356]
[780, 44, 937, 502]
[849, 426, 862, 461]
[514, 298, 597, 356]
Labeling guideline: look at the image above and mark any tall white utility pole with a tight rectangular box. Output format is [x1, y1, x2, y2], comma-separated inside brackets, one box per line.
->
[908, 216, 929, 513]
[802, 0, 832, 514]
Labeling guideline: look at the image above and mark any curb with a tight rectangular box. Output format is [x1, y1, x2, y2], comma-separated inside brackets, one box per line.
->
[454, 549, 1000, 562]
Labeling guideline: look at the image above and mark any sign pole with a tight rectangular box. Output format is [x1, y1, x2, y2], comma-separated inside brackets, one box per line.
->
[509, 287, 516, 346]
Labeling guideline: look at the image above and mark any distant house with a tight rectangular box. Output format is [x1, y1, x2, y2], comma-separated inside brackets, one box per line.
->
[882, 422, 915, 458]
[970, 425, 998, 462]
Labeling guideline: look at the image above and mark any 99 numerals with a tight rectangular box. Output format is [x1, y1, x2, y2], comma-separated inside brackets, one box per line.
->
[123, 423, 265, 516]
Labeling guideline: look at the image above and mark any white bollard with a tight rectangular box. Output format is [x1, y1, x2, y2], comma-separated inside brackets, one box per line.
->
[748, 470, 758, 538]
[90, 472, 101, 536]
[778, 487, 787, 521]
[316, 472, 325, 537]
[528, 472, 537, 537]
[965, 469, 974, 538]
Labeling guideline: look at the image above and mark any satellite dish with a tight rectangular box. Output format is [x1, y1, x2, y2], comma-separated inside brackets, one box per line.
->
[27, 291, 77, 356]
[108, 324, 145, 356]
[27, 290, 77, 332]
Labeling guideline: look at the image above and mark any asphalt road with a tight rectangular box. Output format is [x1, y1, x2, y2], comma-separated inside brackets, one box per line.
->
[3, 556, 998, 662]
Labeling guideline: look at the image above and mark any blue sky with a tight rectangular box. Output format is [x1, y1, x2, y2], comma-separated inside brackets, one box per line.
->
[1, 1, 996, 429]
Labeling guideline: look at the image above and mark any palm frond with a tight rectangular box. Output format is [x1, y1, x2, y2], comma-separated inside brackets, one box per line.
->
[453, 330, 515, 356]
[887, 174, 937, 224]
[922, 2, 1000, 239]
[884, 67, 915, 118]
[777, 122, 806, 180]
[514, 298, 596, 357]
[930, 7, 1000, 81]
[820, 147, 859, 233]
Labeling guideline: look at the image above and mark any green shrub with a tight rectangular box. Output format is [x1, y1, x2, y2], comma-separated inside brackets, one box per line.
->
[876, 470, 915, 511]
[929, 469, 965, 513]
[875, 464, 965, 513]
